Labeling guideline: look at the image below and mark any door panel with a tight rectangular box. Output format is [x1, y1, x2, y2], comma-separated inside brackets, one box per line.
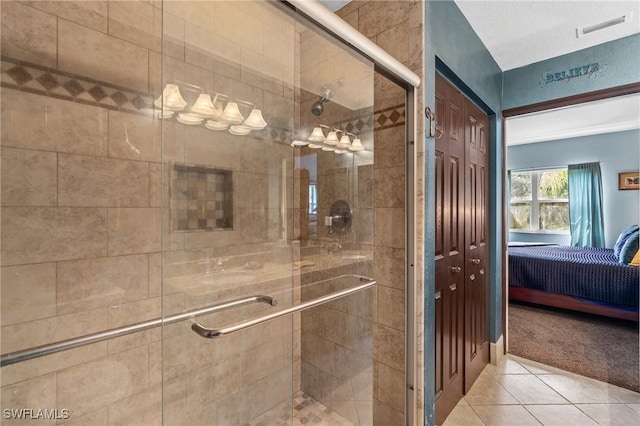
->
[464, 100, 490, 393]
[434, 74, 466, 425]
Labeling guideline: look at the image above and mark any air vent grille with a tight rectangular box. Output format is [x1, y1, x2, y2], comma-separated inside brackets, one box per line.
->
[577, 12, 632, 38]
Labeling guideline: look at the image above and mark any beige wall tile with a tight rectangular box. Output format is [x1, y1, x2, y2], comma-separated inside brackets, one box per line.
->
[373, 399, 405, 426]
[164, 0, 213, 31]
[24, 0, 108, 32]
[57, 254, 148, 315]
[108, 111, 161, 163]
[1, 207, 107, 266]
[376, 22, 410, 65]
[107, 387, 162, 426]
[58, 154, 149, 207]
[0, 1, 57, 68]
[108, 296, 161, 329]
[358, 0, 411, 39]
[1, 147, 57, 206]
[1, 374, 56, 425]
[163, 12, 186, 60]
[59, 409, 108, 426]
[1, 308, 108, 353]
[1, 263, 56, 326]
[149, 163, 162, 208]
[1, 342, 107, 388]
[148, 252, 162, 297]
[377, 362, 405, 413]
[108, 0, 161, 51]
[375, 208, 405, 249]
[107, 208, 161, 255]
[373, 246, 405, 290]
[57, 346, 149, 418]
[374, 323, 404, 371]
[1, 90, 108, 156]
[58, 19, 149, 92]
[184, 23, 241, 76]
[374, 166, 405, 209]
[376, 285, 405, 331]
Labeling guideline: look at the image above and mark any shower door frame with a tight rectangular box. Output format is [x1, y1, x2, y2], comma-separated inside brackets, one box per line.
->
[283, 2, 420, 424]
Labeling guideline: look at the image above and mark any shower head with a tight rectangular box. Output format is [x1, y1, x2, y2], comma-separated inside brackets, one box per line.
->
[310, 78, 343, 116]
[311, 98, 327, 116]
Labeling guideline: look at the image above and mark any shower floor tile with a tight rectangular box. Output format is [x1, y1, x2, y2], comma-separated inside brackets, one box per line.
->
[292, 391, 353, 425]
[250, 391, 353, 425]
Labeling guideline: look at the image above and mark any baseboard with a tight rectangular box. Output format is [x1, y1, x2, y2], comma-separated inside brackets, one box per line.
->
[490, 335, 504, 365]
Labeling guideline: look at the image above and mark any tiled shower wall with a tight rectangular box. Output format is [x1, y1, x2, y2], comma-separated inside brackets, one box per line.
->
[0, 1, 424, 426]
[336, 2, 425, 425]
[1, 1, 298, 424]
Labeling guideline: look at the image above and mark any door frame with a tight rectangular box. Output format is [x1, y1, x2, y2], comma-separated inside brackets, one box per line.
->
[500, 81, 640, 351]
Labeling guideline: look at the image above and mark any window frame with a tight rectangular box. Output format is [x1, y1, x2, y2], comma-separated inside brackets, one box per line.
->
[509, 168, 570, 234]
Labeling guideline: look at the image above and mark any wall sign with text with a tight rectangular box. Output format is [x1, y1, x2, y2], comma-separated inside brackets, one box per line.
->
[540, 63, 606, 86]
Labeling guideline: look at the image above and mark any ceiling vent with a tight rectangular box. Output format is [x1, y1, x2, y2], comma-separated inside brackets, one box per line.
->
[577, 12, 633, 38]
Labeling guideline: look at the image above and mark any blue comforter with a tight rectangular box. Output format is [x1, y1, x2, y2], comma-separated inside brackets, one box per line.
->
[509, 246, 639, 308]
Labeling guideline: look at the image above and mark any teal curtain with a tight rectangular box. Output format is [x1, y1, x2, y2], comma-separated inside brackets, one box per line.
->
[568, 162, 605, 247]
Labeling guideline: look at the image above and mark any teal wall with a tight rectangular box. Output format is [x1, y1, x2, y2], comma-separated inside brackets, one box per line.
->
[422, 3, 639, 425]
[508, 129, 640, 247]
[423, 1, 503, 424]
[503, 34, 640, 109]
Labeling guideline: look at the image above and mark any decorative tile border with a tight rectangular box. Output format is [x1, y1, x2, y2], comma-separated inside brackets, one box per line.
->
[1, 56, 405, 145]
[1, 56, 154, 114]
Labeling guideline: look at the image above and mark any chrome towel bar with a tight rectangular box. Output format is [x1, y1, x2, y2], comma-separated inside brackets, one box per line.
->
[1, 294, 277, 367]
[191, 277, 376, 339]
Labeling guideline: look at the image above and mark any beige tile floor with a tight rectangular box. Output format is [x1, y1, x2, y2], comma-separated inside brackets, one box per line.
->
[442, 354, 640, 426]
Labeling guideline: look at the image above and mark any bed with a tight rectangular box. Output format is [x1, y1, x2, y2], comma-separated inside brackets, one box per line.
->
[508, 245, 639, 321]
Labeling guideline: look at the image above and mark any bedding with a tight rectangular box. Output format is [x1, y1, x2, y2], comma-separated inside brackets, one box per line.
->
[508, 245, 639, 309]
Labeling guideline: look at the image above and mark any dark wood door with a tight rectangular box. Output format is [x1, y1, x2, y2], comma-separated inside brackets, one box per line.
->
[464, 99, 490, 392]
[434, 74, 466, 425]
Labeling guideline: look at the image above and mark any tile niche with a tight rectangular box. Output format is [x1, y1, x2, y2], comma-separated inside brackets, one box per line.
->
[170, 163, 233, 232]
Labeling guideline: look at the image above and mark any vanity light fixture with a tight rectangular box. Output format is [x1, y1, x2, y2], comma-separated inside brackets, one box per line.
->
[242, 109, 268, 130]
[324, 129, 340, 145]
[349, 137, 365, 151]
[154, 83, 187, 111]
[338, 132, 354, 149]
[219, 102, 245, 124]
[190, 93, 221, 118]
[153, 81, 268, 137]
[308, 126, 326, 142]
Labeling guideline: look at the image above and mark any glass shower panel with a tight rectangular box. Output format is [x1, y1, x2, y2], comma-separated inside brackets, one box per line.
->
[160, 1, 375, 424]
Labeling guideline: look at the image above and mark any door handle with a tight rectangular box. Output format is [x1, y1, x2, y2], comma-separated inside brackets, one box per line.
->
[470, 258, 481, 265]
[450, 266, 462, 273]
[449, 283, 457, 291]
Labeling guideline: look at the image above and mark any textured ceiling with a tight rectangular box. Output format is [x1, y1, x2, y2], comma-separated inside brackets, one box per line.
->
[454, 0, 640, 70]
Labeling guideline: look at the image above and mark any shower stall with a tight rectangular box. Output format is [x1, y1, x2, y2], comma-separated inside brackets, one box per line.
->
[0, 1, 417, 424]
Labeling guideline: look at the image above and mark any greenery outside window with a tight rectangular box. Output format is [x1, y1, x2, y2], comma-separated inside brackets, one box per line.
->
[510, 168, 570, 233]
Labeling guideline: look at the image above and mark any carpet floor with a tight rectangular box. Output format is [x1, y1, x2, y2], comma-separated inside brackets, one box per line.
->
[508, 302, 639, 392]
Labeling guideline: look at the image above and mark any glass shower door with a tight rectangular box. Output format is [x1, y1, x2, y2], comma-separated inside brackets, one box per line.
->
[159, 1, 376, 424]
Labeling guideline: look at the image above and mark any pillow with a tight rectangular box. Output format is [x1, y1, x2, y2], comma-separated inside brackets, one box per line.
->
[614, 225, 639, 257]
[630, 251, 640, 267]
[619, 230, 640, 264]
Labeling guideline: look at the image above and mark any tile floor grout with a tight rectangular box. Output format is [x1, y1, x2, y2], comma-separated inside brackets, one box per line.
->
[442, 354, 640, 426]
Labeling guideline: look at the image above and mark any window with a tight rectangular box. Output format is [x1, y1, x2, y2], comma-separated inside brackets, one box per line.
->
[510, 168, 569, 232]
